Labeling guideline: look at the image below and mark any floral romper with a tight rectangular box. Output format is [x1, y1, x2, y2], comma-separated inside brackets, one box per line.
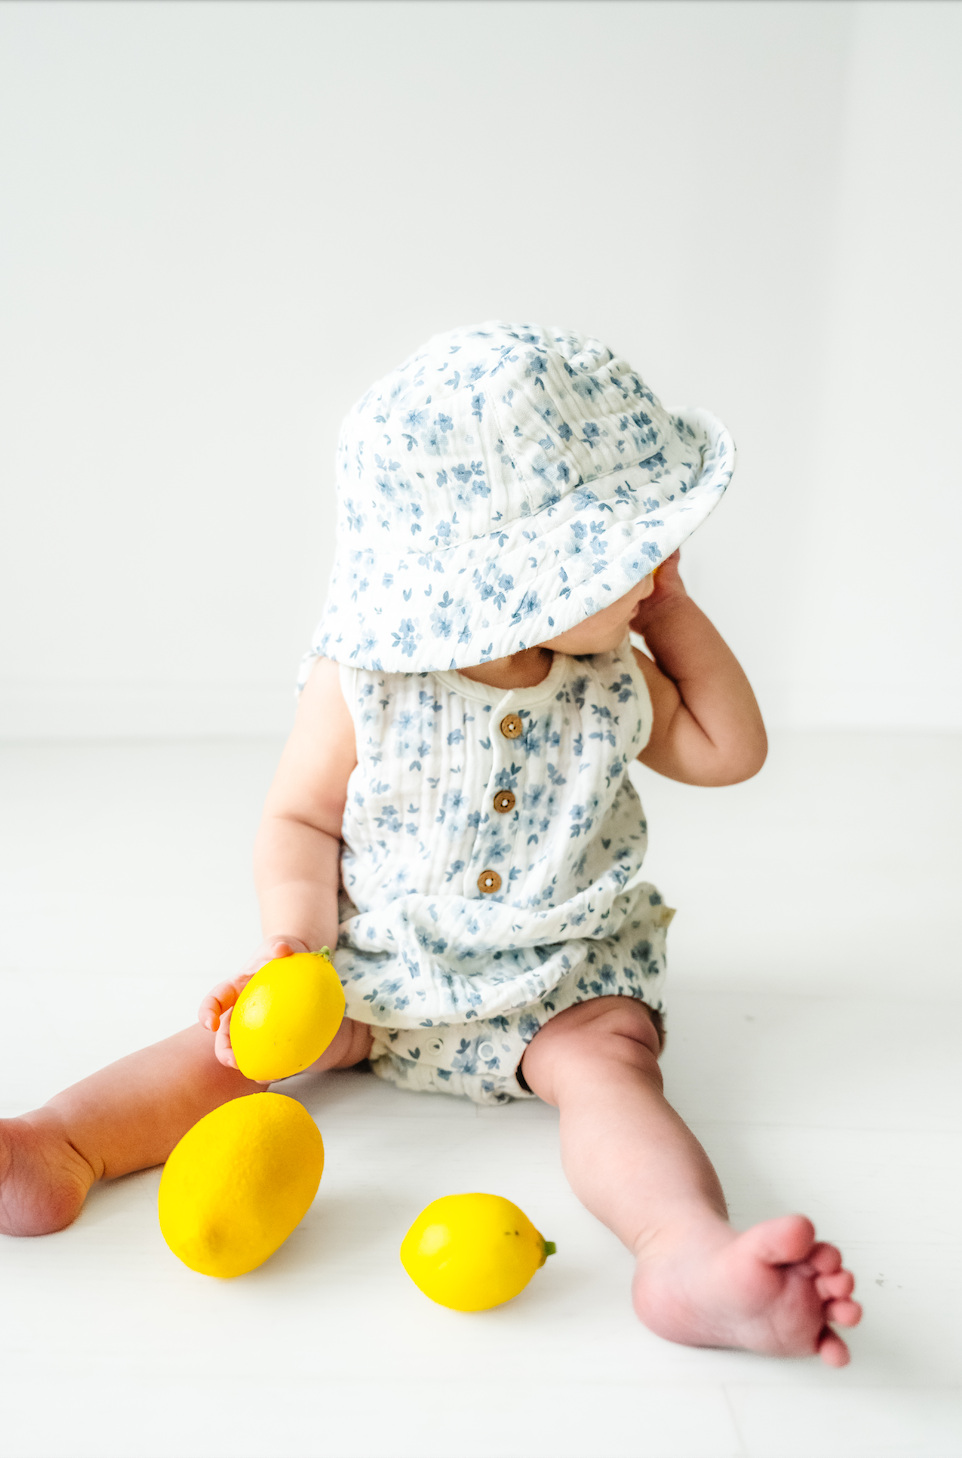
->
[333, 635, 674, 1105]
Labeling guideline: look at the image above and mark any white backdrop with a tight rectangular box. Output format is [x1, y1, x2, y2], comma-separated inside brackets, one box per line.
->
[1, 0, 959, 737]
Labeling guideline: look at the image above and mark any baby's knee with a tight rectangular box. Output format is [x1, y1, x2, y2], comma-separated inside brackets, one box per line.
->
[540, 996, 662, 1058]
[521, 997, 662, 1102]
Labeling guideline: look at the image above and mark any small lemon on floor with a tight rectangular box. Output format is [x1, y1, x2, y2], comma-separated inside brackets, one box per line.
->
[231, 948, 345, 1082]
[400, 1193, 555, 1311]
[159, 1092, 324, 1278]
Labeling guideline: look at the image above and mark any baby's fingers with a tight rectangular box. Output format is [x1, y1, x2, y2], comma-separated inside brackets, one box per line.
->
[199, 980, 243, 1032]
[214, 1005, 239, 1070]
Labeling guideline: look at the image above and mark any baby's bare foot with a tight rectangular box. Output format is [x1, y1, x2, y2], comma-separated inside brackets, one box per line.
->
[633, 1214, 861, 1366]
[0, 1111, 97, 1237]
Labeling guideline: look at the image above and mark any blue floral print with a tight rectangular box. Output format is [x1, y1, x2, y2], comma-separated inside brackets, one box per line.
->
[300, 321, 734, 684]
[334, 638, 674, 1105]
[296, 323, 734, 1102]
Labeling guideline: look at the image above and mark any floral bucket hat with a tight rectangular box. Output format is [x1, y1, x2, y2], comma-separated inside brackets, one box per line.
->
[303, 321, 734, 677]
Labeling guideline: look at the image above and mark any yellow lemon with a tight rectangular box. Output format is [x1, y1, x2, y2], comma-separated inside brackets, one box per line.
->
[230, 948, 346, 1082]
[158, 1092, 324, 1278]
[400, 1193, 555, 1311]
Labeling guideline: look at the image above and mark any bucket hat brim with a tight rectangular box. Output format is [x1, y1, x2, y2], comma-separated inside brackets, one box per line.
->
[303, 405, 733, 678]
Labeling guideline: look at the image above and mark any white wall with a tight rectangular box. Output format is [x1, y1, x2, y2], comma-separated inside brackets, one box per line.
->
[777, 1, 962, 728]
[1, 0, 959, 737]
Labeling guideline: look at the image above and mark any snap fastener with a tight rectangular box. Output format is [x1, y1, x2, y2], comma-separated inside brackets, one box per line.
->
[478, 1041, 495, 1061]
[499, 714, 523, 739]
[478, 869, 501, 894]
[493, 789, 516, 814]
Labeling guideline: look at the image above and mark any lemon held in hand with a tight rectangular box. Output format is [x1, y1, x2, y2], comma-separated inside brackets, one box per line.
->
[400, 1193, 555, 1311]
[158, 1092, 324, 1278]
[231, 948, 346, 1082]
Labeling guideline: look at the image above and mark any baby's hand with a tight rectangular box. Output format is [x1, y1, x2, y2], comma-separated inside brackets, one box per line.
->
[198, 935, 310, 1071]
[630, 549, 686, 631]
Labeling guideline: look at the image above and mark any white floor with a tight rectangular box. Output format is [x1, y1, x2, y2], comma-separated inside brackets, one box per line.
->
[1, 732, 960, 1458]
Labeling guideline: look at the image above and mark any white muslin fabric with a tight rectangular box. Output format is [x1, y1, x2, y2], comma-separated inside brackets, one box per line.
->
[332, 636, 674, 1104]
[304, 321, 734, 678]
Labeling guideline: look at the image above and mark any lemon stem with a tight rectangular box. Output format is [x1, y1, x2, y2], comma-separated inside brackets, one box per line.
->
[542, 1240, 557, 1262]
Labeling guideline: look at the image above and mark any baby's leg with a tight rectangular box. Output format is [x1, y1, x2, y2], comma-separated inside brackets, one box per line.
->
[520, 997, 861, 1366]
[0, 1017, 372, 1238]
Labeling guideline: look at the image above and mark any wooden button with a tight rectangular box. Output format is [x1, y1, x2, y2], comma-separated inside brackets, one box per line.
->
[477, 869, 502, 894]
[493, 790, 516, 814]
[499, 713, 523, 739]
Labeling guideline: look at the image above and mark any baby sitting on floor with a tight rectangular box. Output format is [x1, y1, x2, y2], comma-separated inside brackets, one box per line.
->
[0, 322, 860, 1363]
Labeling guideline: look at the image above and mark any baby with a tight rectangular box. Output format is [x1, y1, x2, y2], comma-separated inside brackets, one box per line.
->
[0, 323, 860, 1363]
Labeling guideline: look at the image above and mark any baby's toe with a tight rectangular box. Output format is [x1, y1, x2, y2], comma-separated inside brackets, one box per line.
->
[817, 1328, 851, 1367]
[809, 1241, 843, 1275]
[816, 1269, 854, 1301]
[826, 1297, 862, 1328]
[741, 1214, 816, 1266]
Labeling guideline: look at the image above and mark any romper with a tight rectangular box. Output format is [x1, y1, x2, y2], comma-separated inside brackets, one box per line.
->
[333, 635, 674, 1105]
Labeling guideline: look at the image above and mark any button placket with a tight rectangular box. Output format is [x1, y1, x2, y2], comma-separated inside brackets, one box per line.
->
[472, 704, 526, 899]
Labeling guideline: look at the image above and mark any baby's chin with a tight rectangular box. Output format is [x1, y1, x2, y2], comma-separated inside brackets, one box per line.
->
[544, 624, 632, 657]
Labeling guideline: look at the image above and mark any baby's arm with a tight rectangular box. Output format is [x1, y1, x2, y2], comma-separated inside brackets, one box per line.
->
[631, 551, 767, 786]
[252, 657, 356, 949]
[198, 658, 357, 1066]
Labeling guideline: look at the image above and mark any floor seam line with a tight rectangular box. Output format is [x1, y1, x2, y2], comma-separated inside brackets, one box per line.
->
[721, 1382, 750, 1457]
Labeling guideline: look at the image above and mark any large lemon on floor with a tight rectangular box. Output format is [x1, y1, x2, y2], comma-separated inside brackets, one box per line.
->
[231, 949, 346, 1082]
[158, 1092, 324, 1278]
[400, 1193, 555, 1311]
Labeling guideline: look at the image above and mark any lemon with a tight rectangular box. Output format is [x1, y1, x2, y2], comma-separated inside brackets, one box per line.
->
[231, 948, 346, 1082]
[400, 1193, 555, 1311]
[158, 1092, 324, 1278]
